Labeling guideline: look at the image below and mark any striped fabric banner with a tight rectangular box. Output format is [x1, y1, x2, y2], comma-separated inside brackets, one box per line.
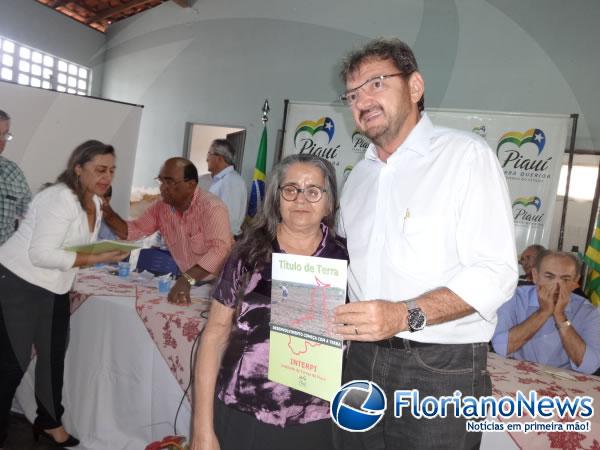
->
[584, 216, 600, 305]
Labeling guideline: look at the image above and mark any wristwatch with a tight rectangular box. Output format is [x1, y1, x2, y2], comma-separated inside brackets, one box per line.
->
[406, 299, 427, 332]
[556, 319, 571, 330]
[181, 272, 196, 287]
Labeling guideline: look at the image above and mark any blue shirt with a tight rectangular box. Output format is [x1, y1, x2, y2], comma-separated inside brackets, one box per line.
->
[208, 166, 247, 236]
[492, 285, 600, 374]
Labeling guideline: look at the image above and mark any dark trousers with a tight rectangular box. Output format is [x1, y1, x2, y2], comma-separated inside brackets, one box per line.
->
[333, 340, 490, 450]
[0, 265, 70, 445]
[214, 398, 334, 450]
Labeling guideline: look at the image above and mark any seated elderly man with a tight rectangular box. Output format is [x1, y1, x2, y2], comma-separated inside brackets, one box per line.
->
[102, 157, 233, 304]
[517, 244, 545, 285]
[492, 250, 600, 374]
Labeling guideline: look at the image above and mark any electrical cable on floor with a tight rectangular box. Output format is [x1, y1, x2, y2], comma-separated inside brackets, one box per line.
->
[173, 309, 209, 436]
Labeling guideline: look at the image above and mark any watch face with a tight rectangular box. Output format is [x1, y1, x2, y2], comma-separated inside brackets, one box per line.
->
[408, 308, 426, 331]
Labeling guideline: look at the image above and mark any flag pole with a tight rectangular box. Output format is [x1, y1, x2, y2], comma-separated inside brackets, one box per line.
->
[262, 99, 270, 124]
[247, 99, 270, 219]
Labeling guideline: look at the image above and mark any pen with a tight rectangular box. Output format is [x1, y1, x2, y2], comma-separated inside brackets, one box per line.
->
[403, 208, 410, 232]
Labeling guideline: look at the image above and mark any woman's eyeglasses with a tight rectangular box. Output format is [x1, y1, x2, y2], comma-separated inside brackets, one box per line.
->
[279, 184, 326, 203]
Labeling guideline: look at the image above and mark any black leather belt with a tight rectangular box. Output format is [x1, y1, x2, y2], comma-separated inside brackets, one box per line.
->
[373, 337, 436, 349]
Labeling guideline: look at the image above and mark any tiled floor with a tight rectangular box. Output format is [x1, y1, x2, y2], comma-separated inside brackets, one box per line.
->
[3, 414, 58, 450]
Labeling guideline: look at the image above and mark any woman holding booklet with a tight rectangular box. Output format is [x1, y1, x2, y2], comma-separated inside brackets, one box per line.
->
[0, 140, 129, 449]
[190, 154, 348, 450]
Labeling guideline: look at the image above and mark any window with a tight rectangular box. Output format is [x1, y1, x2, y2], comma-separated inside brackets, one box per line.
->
[557, 165, 599, 201]
[0, 35, 91, 96]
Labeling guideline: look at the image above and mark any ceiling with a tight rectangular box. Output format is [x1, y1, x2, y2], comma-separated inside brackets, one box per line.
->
[36, 0, 190, 33]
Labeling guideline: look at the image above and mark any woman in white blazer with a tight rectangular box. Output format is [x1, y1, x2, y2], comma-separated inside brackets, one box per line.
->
[0, 140, 129, 449]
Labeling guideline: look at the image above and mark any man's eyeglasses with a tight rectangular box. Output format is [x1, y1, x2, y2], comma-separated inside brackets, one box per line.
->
[279, 184, 326, 203]
[154, 176, 188, 187]
[339, 73, 403, 106]
[0, 132, 13, 142]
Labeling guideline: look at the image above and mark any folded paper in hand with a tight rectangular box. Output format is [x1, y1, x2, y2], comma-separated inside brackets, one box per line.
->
[65, 240, 141, 254]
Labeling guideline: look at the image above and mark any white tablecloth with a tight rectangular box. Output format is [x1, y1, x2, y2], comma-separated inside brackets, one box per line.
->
[13, 285, 597, 449]
[13, 295, 192, 450]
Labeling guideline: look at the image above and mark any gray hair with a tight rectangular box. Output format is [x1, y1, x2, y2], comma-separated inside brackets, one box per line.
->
[339, 38, 424, 112]
[233, 153, 338, 274]
[262, 153, 338, 235]
[535, 249, 582, 275]
[210, 139, 235, 165]
[0, 110, 10, 121]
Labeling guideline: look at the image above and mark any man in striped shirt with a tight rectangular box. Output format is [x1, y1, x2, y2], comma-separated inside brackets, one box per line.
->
[102, 157, 233, 304]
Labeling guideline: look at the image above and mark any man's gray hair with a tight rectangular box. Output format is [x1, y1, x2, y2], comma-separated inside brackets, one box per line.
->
[210, 139, 235, 165]
[339, 38, 424, 112]
[535, 249, 582, 275]
[0, 110, 10, 121]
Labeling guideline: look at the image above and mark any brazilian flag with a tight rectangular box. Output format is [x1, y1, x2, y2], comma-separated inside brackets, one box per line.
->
[247, 125, 267, 218]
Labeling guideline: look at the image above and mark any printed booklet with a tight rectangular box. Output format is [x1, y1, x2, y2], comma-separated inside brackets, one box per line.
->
[65, 240, 141, 254]
[268, 253, 347, 400]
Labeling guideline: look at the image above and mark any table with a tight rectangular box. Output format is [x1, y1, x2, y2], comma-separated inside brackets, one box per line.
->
[481, 352, 600, 450]
[13, 268, 211, 450]
[13, 269, 600, 449]
[136, 284, 211, 392]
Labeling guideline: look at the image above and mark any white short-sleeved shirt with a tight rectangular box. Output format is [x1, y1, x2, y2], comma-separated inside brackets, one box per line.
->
[339, 113, 518, 344]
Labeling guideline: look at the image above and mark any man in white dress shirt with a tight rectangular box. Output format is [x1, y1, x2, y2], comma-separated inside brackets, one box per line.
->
[333, 38, 518, 449]
[206, 139, 247, 237]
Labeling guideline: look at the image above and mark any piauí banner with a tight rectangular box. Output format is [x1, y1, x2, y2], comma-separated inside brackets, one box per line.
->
[281, 101, 370, 193]
[281, 103, 570, 252]
[426, 109, 569, 253]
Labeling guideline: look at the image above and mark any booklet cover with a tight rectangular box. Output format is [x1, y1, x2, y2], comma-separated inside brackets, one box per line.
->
[65, 240, 141, 254]
[268, 253, 347, 401]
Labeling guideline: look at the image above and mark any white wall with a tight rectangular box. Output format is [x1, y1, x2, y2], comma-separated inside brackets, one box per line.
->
[98, 0, 600, 191]
[2, 0, 598, 197]
[1, 81, 143, 217]
[0, 0, 107, 95]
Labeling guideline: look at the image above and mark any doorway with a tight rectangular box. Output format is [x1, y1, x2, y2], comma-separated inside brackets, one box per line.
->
[184, 123, 246, 190]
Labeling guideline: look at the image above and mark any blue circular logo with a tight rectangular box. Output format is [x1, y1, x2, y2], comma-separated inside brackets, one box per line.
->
[330, 380, 387, 432]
